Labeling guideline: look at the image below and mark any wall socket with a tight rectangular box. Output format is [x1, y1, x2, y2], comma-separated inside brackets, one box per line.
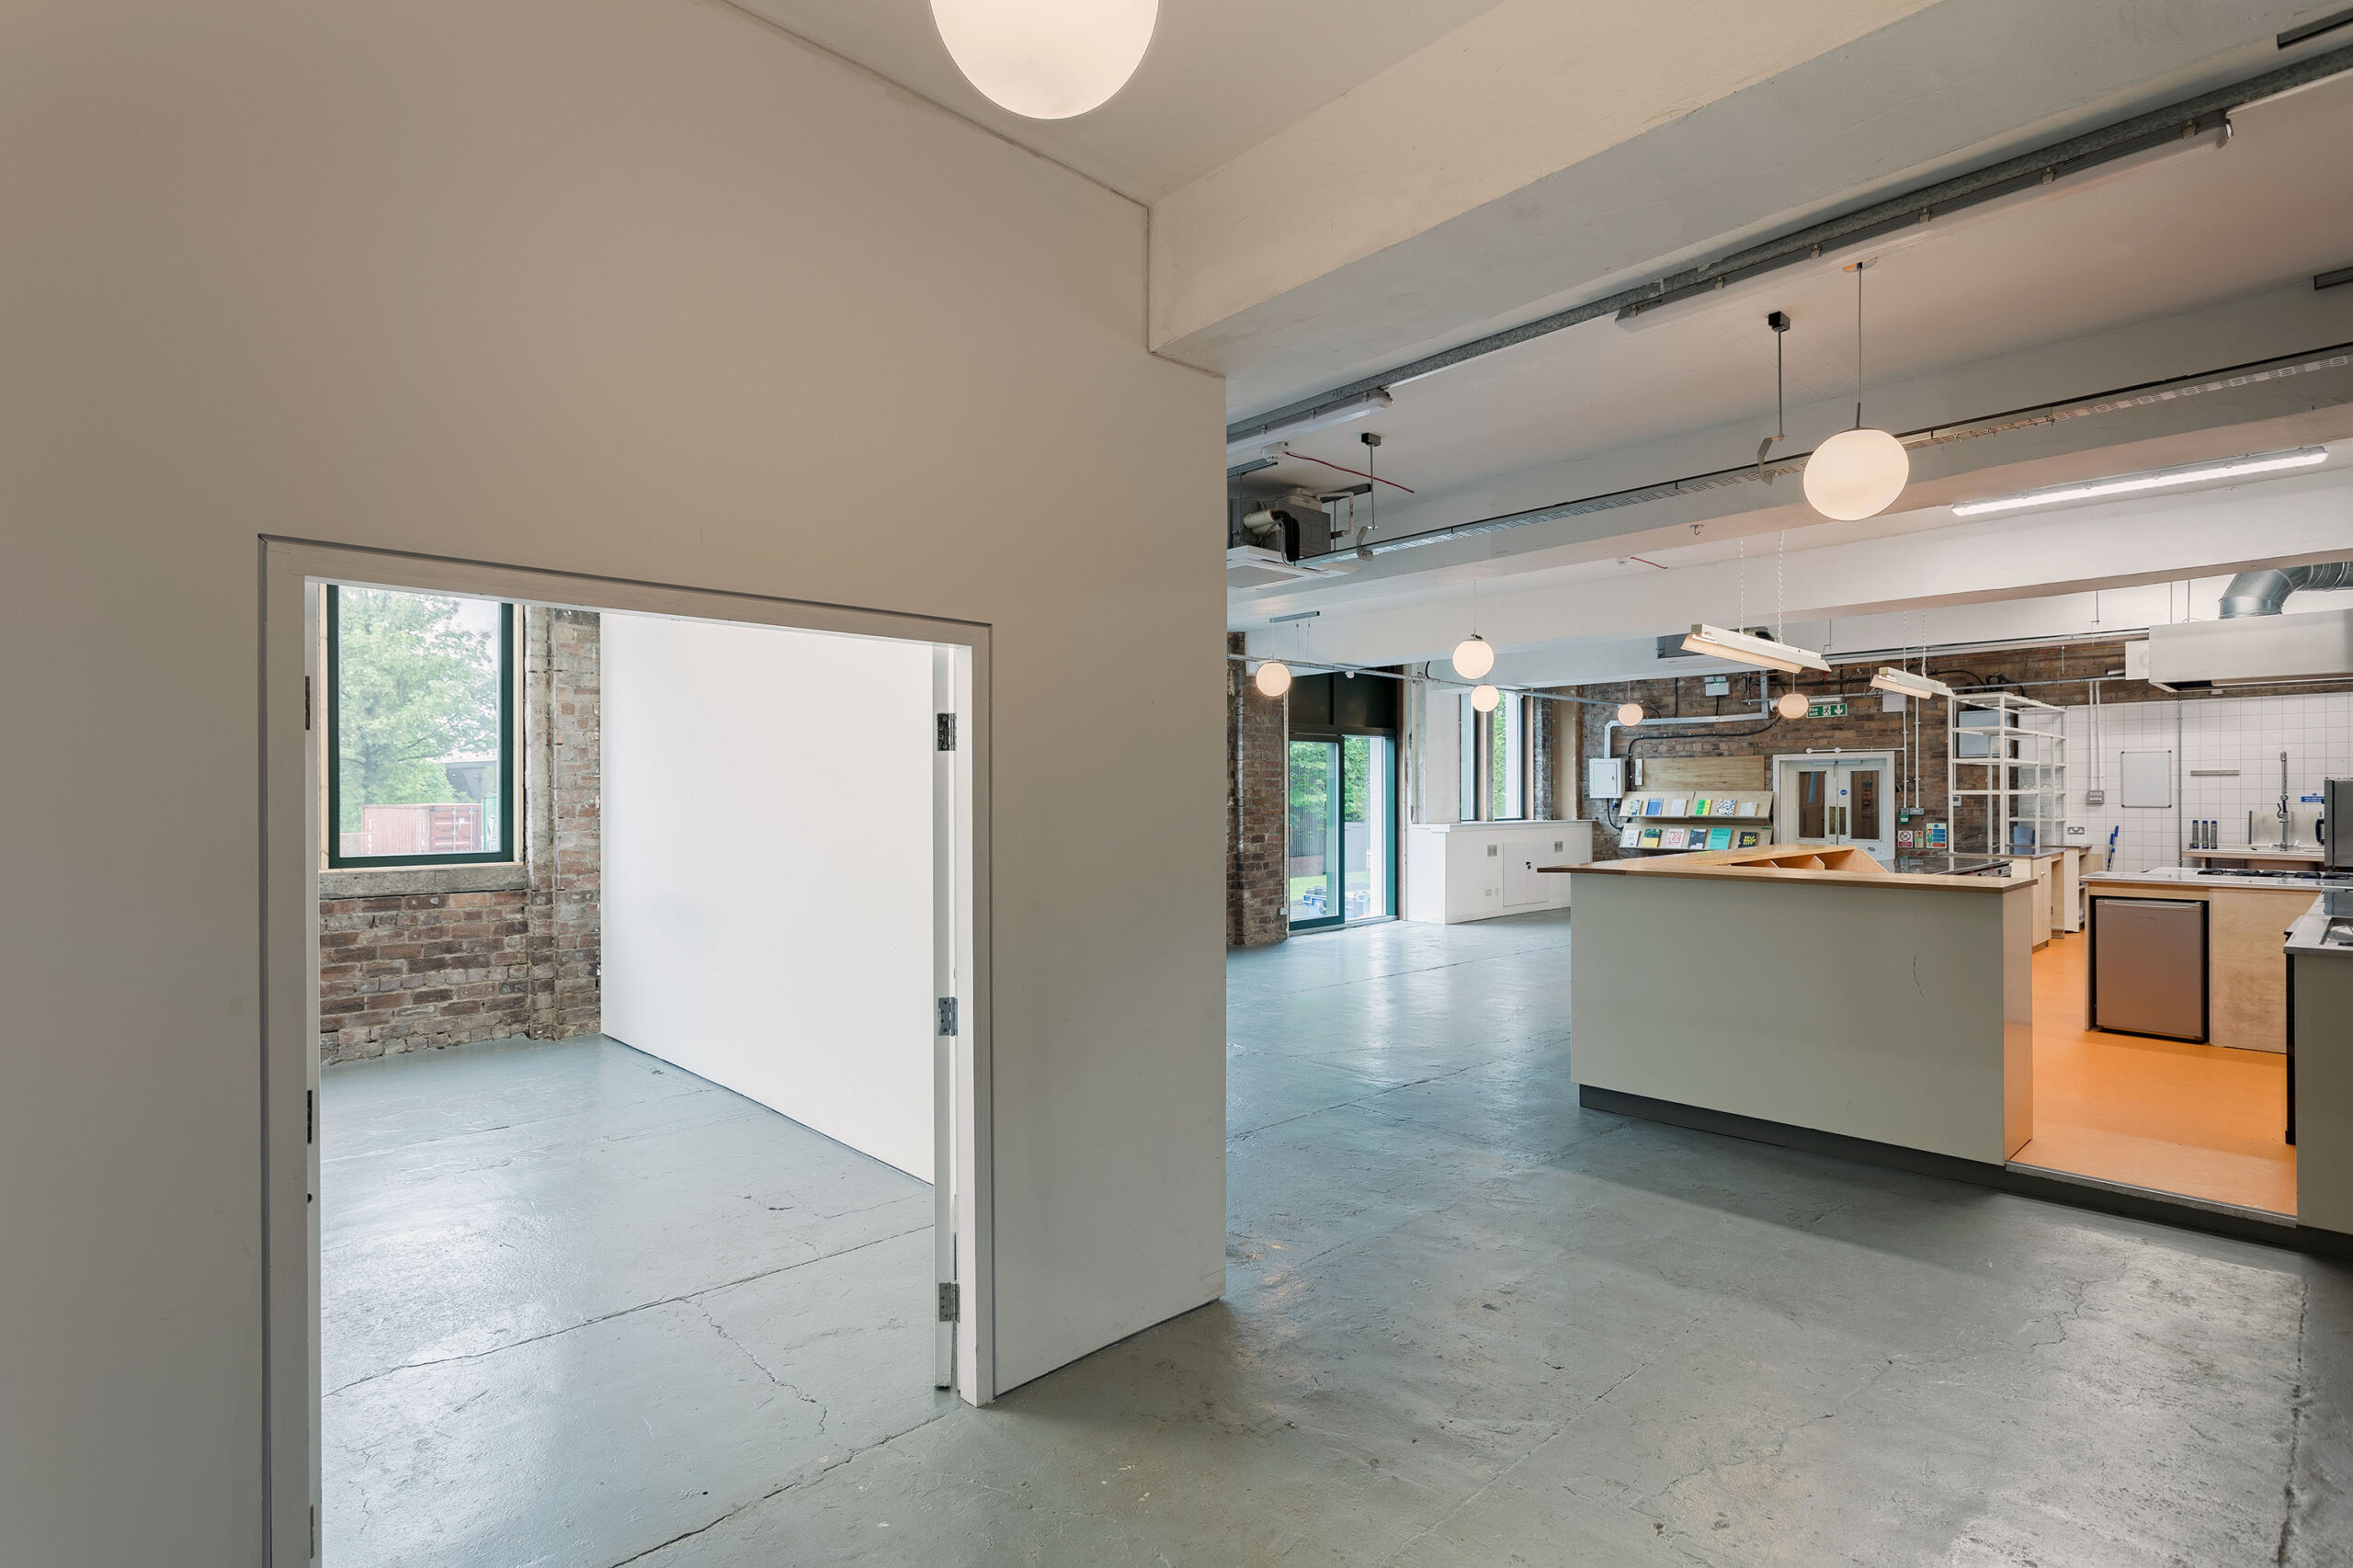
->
[2084, 789, 2106, 806]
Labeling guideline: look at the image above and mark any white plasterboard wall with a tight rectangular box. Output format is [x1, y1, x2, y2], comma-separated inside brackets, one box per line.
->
[601, 614, 935, 1180]
[0, 3, 1225, 1560]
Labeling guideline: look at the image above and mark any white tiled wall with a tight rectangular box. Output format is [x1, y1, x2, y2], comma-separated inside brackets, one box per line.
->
[2056, 693, 2353, 872]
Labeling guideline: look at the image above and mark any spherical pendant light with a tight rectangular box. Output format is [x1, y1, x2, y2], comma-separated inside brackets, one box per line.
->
[931, 0, 1158, 119]
[1470, 684, 1502, 713]
[1451, 634, 1495, 680]
[1616, 702, 1645, 726]
[1253, 659, 1292, 699]
[1776, 690, 1811, 720]
[1803, 426, 1910, 521]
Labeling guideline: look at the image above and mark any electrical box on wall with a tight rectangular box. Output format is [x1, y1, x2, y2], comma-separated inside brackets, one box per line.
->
[1586, 757, 1626, 800]
[1703, 676, 1731, 696]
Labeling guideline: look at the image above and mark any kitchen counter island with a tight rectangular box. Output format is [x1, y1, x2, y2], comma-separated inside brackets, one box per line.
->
[1563, 843, 2037, 1165]
[2083, 867, 2325, 1052]
[2286, 899, 2353, 1234]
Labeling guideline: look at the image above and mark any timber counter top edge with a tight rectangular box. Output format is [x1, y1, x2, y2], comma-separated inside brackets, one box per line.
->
[1545, 841, 2029, 892]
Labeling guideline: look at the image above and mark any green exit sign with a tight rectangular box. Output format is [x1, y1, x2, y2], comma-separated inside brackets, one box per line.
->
[1808, 700, 1847, 718]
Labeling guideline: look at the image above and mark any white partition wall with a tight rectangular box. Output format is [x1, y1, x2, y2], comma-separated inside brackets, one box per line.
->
[601, 615, 936, 1180]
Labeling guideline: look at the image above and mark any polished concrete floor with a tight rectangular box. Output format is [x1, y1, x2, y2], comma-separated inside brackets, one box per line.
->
[325, 909, 2353, 1566]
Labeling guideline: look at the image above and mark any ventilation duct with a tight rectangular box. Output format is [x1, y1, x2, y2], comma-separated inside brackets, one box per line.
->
[2216, 560, 2353, 617]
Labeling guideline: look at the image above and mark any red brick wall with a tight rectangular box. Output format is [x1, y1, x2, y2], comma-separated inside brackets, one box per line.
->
[526, 607, 601, 1039]
[319, 605, 601, 1062]
[320, 891, 533, 1055]
[1227, 633, 1289, 947]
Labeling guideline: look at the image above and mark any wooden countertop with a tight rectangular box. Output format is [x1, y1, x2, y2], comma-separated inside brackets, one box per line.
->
[1549, 841, 2027, 892]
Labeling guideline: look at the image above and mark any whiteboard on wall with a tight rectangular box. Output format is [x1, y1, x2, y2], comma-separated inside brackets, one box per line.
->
[2119, 749, 2173, 808]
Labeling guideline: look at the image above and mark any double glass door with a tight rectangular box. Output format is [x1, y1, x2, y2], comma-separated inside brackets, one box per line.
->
[1289, 734, 1395, 929]
[1777, 754, 1893, 860]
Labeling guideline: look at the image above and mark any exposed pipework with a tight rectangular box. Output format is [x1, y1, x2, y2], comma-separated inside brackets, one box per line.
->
[2217, 560, 2353, 617]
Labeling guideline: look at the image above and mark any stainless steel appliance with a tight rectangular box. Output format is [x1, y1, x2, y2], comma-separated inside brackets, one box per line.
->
[2326, 778, 2353, 871]
[2090, 898, 2208, 1041]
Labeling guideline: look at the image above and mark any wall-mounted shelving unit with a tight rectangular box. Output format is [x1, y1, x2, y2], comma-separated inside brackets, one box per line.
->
[1947, 691, 2068, 856]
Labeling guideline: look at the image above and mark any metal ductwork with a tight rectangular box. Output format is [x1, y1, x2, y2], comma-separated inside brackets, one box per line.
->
[2217, 561, 2353, 617]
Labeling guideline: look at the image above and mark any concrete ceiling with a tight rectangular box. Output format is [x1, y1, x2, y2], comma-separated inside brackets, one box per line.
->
[721, 0, 1508, 202]
[1248, 68, 2353, 510]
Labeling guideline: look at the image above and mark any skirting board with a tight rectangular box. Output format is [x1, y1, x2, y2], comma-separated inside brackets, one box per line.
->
[1578, 1084, 2353, 1259]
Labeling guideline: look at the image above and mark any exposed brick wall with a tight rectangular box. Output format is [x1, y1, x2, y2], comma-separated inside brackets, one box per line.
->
[320, 606, 601, 1062]
[526, 608, 601, 1039]
[1571, 638, 2353, 861]
[1227, 632, 1289, 947]
[319, 889, 533, 1055]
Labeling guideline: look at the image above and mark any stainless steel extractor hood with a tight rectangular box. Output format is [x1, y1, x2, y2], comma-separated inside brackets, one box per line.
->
[2142, 607, 2353, 690]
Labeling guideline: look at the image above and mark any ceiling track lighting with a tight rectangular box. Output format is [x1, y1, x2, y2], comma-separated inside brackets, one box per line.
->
[1949, 448, 2329, 516]
[1870, 666, 1955, 700]
[931, 0, 1157, 119]
[1802, 259, 1911, 521]
[1682, 623, 1831, 675]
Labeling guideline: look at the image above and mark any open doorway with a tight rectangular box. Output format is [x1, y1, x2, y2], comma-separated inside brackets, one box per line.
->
[260, 542, 990, 1565]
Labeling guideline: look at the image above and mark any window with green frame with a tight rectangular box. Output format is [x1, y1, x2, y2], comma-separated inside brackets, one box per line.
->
[326, 585, 516, 867]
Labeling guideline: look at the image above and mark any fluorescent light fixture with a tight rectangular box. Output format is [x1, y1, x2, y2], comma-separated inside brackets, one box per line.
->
[1225, 391, 1392, 458]
[1870, 666, 1954, 700]
[1951, 448, 2328, 517]
[1681, 622, 1830, 675]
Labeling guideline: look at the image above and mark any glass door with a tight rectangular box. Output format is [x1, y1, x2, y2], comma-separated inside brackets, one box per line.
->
[1776, 754, 1894, 860]
[1289, 739, 1340, 928]
[1290, 733, 1396, 929]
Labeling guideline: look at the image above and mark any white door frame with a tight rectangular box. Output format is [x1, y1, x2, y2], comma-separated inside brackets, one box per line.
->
[1771, 750, 1899, 859]
[259, 538, 995, 1566]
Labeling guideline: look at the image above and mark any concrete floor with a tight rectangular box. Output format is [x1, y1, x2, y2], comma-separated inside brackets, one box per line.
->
[325, 909, 2353, 1566]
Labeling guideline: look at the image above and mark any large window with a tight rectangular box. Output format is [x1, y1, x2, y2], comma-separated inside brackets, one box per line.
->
[327, 585, 515, 866]
[1459, 691, 1530, 821]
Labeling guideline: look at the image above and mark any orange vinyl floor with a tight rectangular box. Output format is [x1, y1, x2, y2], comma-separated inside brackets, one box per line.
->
[2009, 933, 2296, 1215]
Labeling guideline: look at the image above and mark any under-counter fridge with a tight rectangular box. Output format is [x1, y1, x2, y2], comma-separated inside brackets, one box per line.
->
[2090, 897, 2208, 1042]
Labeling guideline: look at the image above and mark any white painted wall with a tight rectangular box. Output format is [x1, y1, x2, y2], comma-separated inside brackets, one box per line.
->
[601, 616, 935, 1181]
[0, 4, 1224, 1561]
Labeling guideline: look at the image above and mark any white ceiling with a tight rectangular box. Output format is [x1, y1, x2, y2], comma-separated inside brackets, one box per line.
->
[1245, 67, 2353, 510]
[723, 0, 1508, 202]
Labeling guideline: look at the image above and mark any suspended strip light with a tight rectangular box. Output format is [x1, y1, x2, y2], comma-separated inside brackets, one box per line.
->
[1949, 448, 2328, 517]
[1870, 666, 1955, 700]
[1682, 623, 1830, 675]
[1803, 260, 1910, 521]
[931, 0, 1157, 119]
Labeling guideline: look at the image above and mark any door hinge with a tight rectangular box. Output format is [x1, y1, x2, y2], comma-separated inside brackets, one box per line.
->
[310, 1503, 318, 1559]
[937, 996, 959, 1037]
[936, 712, 957, 752]
[304, 676, 313, 732]
[938, 1281, 960, 1323]
[306, 1088, 314, 1145]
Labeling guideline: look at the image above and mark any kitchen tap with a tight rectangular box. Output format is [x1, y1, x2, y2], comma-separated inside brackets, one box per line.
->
[2279, 750, 2292, 851]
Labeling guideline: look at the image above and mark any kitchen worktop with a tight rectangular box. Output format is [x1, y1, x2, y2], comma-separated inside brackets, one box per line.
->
[2285, 896, 2353, 959]
[2087, 865, 2345, 892]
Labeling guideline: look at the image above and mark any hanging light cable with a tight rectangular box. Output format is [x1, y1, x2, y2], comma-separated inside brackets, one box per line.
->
[1453, 572, 1494, 679]
[1803, 260, 1910, 521]
[1772, 530, 1810, 718]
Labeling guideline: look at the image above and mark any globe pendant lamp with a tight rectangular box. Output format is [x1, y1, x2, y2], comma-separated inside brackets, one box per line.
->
[1253, 659, 1291, 699]
[1617, 702, 1645, 726]
[931, 0, 1158, 119]
[1776, 690, 1811, 720]
[1452, 634, 1495, 680]
[1802, 259, 1909, 522]
[1470, 684, 1501, 713]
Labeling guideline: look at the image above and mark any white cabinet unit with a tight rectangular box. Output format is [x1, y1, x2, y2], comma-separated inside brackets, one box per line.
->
[1405, 820, 1591, 924]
